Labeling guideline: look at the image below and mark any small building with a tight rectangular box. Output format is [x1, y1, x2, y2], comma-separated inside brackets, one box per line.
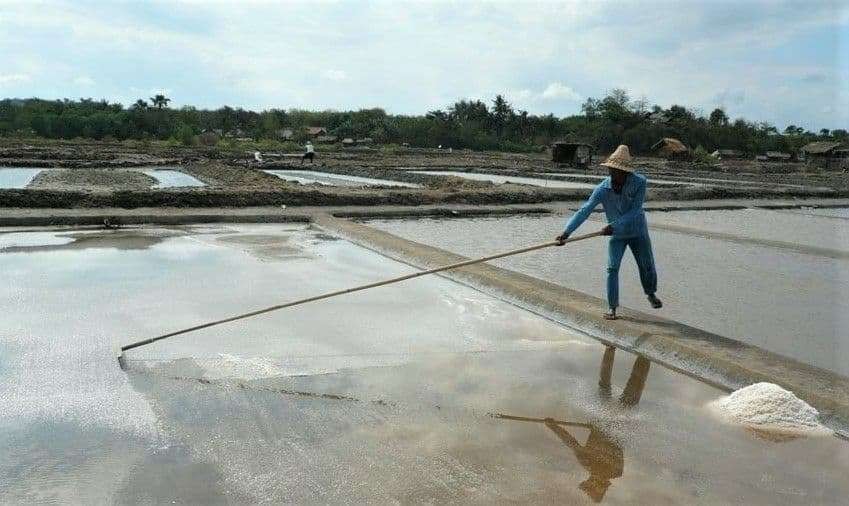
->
[764, 151, 792, 162]
[314, 135, 338, 144]
[711, 149, 744, 160]
[551, 141, 593, 168]
[198, 130, 221, 146]
[801, 141, 846, 169]
[305, 126, 328, 137]
[650, 137, 690, 160]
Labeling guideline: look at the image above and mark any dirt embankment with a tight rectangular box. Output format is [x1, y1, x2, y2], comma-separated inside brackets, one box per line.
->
[184, 162, 288, 188]
[0, 182, 834, 209]
[28, 169, 158, 191]
[1, 139, 846, 208]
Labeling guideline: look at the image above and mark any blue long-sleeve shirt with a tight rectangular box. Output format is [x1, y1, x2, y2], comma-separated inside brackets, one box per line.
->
[564, 173, 649, 238]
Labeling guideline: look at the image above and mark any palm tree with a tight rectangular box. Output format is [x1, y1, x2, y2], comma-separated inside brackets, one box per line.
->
[132, 99, 148, 110]
[149, 94, 171, 109]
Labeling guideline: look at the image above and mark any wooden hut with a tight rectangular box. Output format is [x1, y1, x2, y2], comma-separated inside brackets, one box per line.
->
[305, 126, 328, 137]
[650, 138, 690, 160]
[551, 141, 593, 168]
[801, 141, 846, 169]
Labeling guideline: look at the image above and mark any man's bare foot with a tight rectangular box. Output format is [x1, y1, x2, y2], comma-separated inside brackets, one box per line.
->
[648, 294, 663, 309]
[604, 309, 617, 320]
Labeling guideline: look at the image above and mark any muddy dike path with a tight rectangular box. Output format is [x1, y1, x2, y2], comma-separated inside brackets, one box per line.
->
[0, 139, 845, 209]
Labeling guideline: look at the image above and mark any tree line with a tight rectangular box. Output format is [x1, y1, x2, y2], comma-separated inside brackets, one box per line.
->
[0, 90, 845, 155]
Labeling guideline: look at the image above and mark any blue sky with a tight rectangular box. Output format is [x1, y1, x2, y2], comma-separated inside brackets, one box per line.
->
[0, 0, 846, 130]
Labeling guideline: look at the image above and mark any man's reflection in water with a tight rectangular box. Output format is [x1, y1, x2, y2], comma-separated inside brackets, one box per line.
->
[574, 345, 651, 501]
[498, 346, 651, 503]
[599, 345, 651, 407]
[544, 418, 623, 502]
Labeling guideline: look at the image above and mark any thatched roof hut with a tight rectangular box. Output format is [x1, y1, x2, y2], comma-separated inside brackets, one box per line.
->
[305, 126, 328, 137]
[801, 141, 848, 169]
[650, 138, 690, 160]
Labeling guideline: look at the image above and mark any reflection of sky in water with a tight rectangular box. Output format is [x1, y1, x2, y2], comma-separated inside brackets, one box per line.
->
[0, 168, 44, 188]
[2, 224, 847, 503]
[264, 169, 420, 188]
[0, 231, 74, 249]
[412, 170, 596, 189]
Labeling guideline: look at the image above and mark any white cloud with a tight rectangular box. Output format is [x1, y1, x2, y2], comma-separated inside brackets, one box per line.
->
[0, 73, 30, 84]
[0, 0, 844, 129]
[540, 82, 581, 101]
[321, 69, 347, 81]
[73, 76, 95, 86]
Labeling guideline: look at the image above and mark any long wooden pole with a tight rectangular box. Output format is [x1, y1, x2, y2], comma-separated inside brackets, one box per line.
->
[119, 230, 603, 358]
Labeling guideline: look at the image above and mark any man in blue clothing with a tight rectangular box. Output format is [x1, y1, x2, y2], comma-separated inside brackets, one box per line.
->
[556, 145, 662, 320]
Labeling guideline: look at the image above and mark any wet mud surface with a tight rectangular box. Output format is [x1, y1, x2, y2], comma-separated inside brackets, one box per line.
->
[2, 224, 847, 503]
[368, 213, 849, 376]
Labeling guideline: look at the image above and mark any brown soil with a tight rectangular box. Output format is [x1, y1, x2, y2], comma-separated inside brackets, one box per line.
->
[1, 138, 847, 208]
[28, 169, 158, 191]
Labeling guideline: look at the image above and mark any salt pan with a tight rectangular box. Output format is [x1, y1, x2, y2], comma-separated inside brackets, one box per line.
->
[709, 382, 831, 437]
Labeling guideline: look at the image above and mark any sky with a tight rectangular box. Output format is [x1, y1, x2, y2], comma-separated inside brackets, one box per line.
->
[0, 0, 847, 131]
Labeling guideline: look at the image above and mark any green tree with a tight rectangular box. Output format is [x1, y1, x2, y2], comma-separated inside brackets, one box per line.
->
[709, 108, 729, 127]
[149, 94, 171, 109]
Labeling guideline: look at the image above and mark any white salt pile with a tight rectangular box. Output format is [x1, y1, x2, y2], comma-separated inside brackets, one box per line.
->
[709, 382, 832, 437]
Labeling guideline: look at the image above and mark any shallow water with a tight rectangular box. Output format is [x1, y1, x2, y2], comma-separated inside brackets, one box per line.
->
[0, 167, 44, 188]
[412, 170, 597, 189]
[541, 171, 692, 187]
[264, 169, 420, 188]
[787, 207, 849, 219]
[2, 224, 847, 503]
[141, 168, 206, 188]
[646, 208, 849, 253]
[368, 214, 849, 376]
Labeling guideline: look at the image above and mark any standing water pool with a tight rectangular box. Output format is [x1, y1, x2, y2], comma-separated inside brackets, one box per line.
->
[0, 167, 45, 188]
[141, 168, 206, 188]
[411, 170, 597, 189]
[1, 224, 847, 503]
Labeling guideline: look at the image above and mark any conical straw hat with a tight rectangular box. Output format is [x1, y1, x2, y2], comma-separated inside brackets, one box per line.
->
[601, 145, 634, 172]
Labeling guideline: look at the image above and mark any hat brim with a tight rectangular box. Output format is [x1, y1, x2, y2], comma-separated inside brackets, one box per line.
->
[601, 161, 634, 172]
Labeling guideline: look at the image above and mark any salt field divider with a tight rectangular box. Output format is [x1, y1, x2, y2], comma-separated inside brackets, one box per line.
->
[314, 214, 849, 432]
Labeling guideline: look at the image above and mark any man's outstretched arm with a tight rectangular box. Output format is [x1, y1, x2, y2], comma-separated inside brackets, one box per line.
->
[557, 186, 603, 243]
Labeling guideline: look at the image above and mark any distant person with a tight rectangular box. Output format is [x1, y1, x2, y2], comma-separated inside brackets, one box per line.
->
[556, 144, 662, 320]
[302, 141, 315, 164]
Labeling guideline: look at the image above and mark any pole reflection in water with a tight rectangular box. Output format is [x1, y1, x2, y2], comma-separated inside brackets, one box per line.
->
[496, 346, 651, 502]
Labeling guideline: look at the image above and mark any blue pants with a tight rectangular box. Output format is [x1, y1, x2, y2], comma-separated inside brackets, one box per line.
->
[607, 235, 657, 309]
